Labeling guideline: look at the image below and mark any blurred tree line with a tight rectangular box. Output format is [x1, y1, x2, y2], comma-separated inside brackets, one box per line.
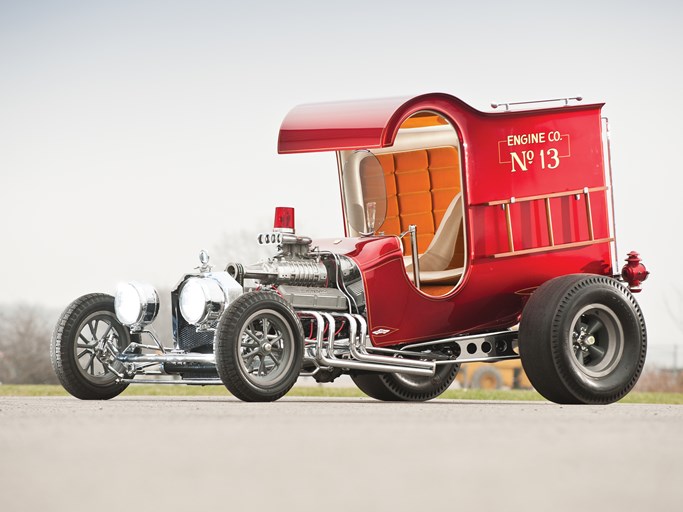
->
[0, 229, 271, 384]
[0, 304, 59, 384]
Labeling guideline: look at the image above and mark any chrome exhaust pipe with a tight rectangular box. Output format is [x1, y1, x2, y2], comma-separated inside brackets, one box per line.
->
[340, 313, 434, 370]
[302, 311, 435, 377]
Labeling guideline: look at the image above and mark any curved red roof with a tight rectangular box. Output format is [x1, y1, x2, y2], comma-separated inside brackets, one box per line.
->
[277, 93, 482, 154]
[277, 93, 602, 155]
[277, 96, 411, 154]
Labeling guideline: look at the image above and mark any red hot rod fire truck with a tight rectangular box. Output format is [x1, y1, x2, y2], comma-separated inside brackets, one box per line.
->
[51, 93, 649, 404]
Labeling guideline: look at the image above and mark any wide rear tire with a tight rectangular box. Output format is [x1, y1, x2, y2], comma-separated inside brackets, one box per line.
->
[519, 274, 646, 404]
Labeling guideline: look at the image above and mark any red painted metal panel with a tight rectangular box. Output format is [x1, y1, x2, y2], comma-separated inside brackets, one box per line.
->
[278, 96, 412, 154]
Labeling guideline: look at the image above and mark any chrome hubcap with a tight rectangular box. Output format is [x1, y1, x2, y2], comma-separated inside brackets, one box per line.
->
[569, 304, 624, 378]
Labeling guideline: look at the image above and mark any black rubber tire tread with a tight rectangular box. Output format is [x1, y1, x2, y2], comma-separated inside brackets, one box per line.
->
[470, 366, 504, 390]
[351, 364, 459, 401]
[519, 274, 647, 405]
[215, 291, 303, 402]
[50, 293, 130, 400]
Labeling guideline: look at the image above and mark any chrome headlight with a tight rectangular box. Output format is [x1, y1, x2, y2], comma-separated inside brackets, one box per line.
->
[179, 273, 242, 326]
[115, 281, 159, 328]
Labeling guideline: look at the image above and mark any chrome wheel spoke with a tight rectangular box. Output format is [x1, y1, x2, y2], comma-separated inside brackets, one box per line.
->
[242, 339, 260, 348]
[587, 344, 606, 361]
[258, 355, 267, 376]
[245, 351, 258, 368]
[77, 348, 94, 359]
[242, 348, 260, 360]
[85, 353, 96, 375]
[245, 327, 262, 344]
[574, 348, 585, 366]
[88, 320, 99, 340]
[261, 317, 271, 337]
[100, 323, 113, 341]
[267, 333, 283, 345]
[585, 317, 602, 336]
[267, 353, 281, 368]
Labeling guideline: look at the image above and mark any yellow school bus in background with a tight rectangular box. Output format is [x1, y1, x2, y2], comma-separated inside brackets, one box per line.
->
[457, 360, 532, 390]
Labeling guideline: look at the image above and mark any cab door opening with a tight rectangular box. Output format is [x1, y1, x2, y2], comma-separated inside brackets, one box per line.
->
[339, 111, 465, 297]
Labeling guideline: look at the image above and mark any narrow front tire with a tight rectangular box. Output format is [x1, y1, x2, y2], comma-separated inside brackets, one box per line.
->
[50, 294, 132, 400]
[214, 291, 304, 402]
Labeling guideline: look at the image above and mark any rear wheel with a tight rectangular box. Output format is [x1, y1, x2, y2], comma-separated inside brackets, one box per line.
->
[351, 364, 459, 401]
[50, 294, 132, 400]
[215, 291, 304, 402]
[519, 274, 646, 404]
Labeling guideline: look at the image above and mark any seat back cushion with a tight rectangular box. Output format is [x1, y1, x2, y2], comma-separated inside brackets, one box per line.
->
[375, 146, 460, 255]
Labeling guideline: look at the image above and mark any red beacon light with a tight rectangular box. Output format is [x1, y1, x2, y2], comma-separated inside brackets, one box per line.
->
[273, 206, 295, 234]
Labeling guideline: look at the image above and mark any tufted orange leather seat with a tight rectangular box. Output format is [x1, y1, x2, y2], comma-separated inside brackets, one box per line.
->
[376, 146, 461, 256]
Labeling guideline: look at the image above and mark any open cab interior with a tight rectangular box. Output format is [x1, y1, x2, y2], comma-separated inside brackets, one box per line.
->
[338, 111, 465, 297]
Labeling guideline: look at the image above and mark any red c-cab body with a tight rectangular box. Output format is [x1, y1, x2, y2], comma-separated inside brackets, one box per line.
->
[279, 93, 620, 347]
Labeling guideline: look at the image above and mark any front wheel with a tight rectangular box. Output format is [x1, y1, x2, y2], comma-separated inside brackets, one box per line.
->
[214, 291, 304, 402]
[351, 364, 459, 401]
[519, 274, 646, 404]
[50, 294, 132, 400]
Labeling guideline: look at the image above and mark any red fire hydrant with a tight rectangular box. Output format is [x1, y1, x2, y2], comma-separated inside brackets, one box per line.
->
[621, 251, 649, 293]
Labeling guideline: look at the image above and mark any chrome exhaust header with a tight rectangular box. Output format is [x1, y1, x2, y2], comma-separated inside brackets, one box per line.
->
[301, 311, 436, 377]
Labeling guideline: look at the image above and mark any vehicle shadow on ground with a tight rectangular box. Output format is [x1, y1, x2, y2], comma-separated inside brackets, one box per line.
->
[115, 396, 551, 406]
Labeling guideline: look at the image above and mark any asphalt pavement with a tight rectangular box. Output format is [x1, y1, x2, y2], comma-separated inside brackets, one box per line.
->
[1, 396, 681, 512]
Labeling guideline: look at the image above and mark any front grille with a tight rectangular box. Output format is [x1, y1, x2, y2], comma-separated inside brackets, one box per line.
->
[178, 323, 215, 352]
[172, 286, 215, 352]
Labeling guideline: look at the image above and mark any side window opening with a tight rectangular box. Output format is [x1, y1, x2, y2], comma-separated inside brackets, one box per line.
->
[341, 112, 466, 296]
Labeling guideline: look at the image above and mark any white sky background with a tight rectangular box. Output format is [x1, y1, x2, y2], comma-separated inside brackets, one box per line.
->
[1, 0, 681, 364]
